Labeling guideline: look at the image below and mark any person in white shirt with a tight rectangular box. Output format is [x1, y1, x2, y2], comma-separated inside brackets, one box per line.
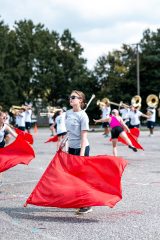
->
[25, 105, 32, 133]
[146, 107, 156, 136]
[48, 112, 55, 136]
[101, 103, 111, 137]
[119, 105, 130, 127]
[128, 105, 149, 129]
[54, 109, 67, 150]
[18, 108, 26, 131]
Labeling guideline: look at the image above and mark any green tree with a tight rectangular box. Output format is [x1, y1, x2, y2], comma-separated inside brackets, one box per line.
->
[0, 19, 19, 109]
[140, 29, 160, 98]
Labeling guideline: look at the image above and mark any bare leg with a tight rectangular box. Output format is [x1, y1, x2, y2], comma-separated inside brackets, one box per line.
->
[150, 128, 154, 135]
[120, 131, 137, 152]
[119, 131, 133, 146]
[112, 139, 118, 156]
[57, 136, 62, 150]
[105, 127, 110, 135]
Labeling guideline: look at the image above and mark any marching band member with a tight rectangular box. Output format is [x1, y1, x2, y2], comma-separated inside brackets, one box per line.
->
[94, 109, 137, 156]
[0, 111, 17, 147]
[54, 109, 67, 150]
[146, 107, 156, 136]
[48, 112, 55, 136]
[119, 103, 130, 127]
[101, 102, 111, 137]
[64, 90, 92, 214]
[25, 104, 32, 133]
[128, 105, 149, 129]
[0, 111, 18, 186]
[17, 107, 26, 131]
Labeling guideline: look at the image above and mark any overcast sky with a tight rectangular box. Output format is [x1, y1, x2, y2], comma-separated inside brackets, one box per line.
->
[0, 0, 159, 69]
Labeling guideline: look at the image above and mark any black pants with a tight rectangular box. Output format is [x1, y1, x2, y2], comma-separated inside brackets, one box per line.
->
[68, 145, 90, 156]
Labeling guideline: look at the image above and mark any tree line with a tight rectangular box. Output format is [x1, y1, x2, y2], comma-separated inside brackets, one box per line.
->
[0, 18, 160, 120]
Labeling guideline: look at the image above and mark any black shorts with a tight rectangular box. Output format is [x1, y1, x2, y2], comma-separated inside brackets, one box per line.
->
[57, 132, 67, 137]
[68, 145, 90, 156]
[0, 140, 5, 148]
[18, 126, 25, 131]
[25, 122, 31, 130]
[129, 124, 140, 129]
[102, 122, 110, 128]
[111, 126, 124, 139]
[147, 121, 155, 129]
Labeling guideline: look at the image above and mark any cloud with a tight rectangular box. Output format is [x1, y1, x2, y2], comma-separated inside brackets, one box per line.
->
[0, 0, 159, 68]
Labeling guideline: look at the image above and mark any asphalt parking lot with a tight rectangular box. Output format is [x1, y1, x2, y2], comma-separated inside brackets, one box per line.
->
[0, 127, 160, 240]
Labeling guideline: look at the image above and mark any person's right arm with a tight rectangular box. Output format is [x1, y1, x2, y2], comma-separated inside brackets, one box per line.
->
[93, 117, 110, 124]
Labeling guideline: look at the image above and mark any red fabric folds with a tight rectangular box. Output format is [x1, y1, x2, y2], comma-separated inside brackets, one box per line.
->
[130, 128, 140, 139]
[118, 128, 143, 150]
[15, 128, 34, 145]
[0, 135, 35, 173]
[45, 135, 58, 143]
[25, 150, 127, 208]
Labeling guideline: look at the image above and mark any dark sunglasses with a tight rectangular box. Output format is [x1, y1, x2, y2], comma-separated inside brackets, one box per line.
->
[69, 95, 81, 100]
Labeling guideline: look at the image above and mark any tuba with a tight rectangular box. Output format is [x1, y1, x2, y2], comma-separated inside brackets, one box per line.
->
[146, 94, 159, 108]
[131, 95, 142, 109]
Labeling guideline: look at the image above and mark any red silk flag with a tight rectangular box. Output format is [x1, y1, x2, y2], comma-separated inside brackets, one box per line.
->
[45, 135, 58, 143]
[15, 128, 34, 145]
[118, 128, 143, 150]
[130, 128, 140, 139]
[25, 150, 127, 208]
[0, 135, 35, 173]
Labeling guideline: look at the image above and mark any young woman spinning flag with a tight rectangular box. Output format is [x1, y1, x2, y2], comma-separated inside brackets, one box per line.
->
[94, 109, 137, 156]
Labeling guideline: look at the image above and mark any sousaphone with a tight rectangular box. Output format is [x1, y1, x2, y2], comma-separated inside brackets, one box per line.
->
[146, 94, 159, 108]
[131, 95, 142, 109]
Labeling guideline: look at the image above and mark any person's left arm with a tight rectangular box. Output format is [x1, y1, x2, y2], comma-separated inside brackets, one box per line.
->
[6, 125, 18, 138]
[141, 113, 150, 118]
[80, 130, 88, 156]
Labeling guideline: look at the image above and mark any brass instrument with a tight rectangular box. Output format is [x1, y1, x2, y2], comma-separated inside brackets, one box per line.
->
[146, 94, 159, 108]
[131, 95, 142, 109]
[97, 98, 129, 109]
[40, 107, 62, 117]
[9, 105, 26, 115]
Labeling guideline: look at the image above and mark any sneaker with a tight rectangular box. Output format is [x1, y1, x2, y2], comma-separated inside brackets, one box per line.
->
[76, 207, 93, 214]
[128, 145, 137, 152]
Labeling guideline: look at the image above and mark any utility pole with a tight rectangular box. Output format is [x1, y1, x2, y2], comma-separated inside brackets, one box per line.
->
[130, 43, 140, 96]
[136, 43, 140, 96]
